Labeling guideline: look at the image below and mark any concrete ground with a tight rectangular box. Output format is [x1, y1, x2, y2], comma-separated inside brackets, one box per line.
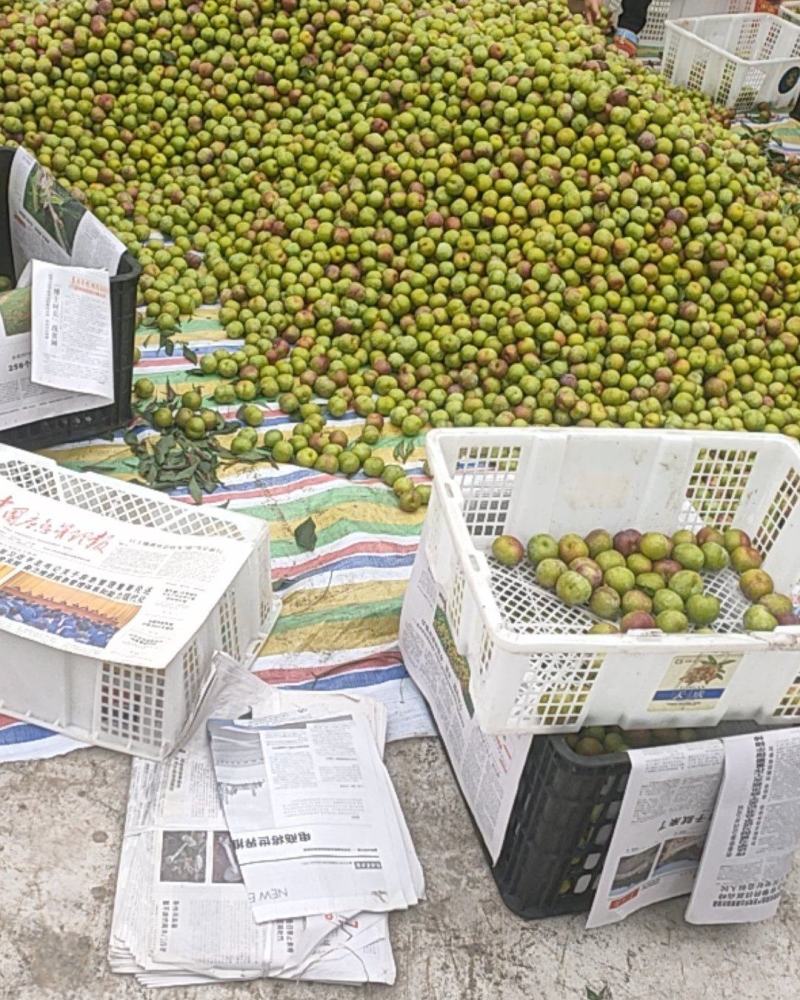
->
[1, 737, 798, 1000]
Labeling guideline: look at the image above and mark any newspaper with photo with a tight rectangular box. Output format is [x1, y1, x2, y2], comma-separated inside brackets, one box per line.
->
[8, 146, 125, 275]
[207, 702, 424, 923]
[587, 739, 724, 928]
[687, 728, 800, 924]
[0, 477, 251, 669]
[398, 542, 532, 861]
[110, 655, 397, 987]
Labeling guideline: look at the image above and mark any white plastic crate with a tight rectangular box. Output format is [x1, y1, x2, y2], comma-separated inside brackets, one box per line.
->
[0, 446, 280, 758]
[662, 13, 800, 113]
[782, 0, 800, 26]
[606, 0, 753, 53]
[401, 428, 800, 736]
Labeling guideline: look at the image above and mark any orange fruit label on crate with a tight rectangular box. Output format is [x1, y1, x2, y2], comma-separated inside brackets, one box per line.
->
[648, 654, 742, 712]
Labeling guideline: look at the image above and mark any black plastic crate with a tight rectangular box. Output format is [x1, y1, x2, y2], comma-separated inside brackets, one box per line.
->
[0, 146, 140, 450]
[490, 723, 760, 920]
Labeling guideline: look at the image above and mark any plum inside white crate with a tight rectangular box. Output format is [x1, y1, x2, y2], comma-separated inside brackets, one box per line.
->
[0, 445, 279, 758]
[416, 428, 800, 736]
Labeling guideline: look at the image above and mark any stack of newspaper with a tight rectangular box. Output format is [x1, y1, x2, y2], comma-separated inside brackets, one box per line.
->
[109, 655, 423, 987]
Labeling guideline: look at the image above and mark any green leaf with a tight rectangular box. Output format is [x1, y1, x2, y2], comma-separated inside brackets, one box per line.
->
[294, 516, 318, 552]
[164, 338, 175, 357]
[123, 428, 140, 449]
[188, 476, 204, 505]
[155, 434, 174, 465]
[156, 468, 195, 486]
[183, 344, 198, 365]
[392, 438, 415, 463]
[162, 454, 191, 472]
[165, 378, 176, 402]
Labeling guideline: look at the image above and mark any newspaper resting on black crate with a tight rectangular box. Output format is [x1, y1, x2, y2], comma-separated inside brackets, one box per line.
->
[587, 728, 800, 928]
[686, 728, 800, 923]
[110, 654, 414, 986]
[0, 476, 251, 668]
[0, 146, 123, 431]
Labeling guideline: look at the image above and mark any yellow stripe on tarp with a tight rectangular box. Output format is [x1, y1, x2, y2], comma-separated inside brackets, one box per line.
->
[278, 580, 407, 615]
[260, 500, 425, 542]
[261, 613, 402, 657]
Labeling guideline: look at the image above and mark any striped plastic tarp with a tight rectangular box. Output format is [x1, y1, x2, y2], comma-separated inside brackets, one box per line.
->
[0, 311, 435, 760]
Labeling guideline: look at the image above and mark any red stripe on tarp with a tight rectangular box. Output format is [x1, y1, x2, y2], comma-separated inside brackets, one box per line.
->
[254, 651, 402, 686]
[271, 538, 417, 579]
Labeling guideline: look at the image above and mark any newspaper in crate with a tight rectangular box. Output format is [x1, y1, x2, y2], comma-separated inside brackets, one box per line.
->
[8, 146, 125, 276]
[30, 259, 114, 400]
[0, 476, 252, 669]
[687, 728, 800, 924]
[207, 703, 424, 924]
[587, 739, 724, 929]
[110, 655, 396, 986]
[398, 543, 532, 861]
[0, 259, 115, 430]
[0, 147, 124, 431]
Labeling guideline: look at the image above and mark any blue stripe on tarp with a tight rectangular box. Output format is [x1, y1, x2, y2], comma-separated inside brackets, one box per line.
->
[652, 688, 725, 702]
[280, 553, 415, 589]
[286, 664, 408, 691]
[0, 722, 56, 745]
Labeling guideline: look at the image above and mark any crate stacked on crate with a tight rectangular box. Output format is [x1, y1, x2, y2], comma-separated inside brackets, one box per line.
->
[405, 427, 800, 917]
[782, 0, 800, 26]
[0, 445, 279, 759]
[605, 0, 753, 55]
[662, 13, 800, 113]
[423, 428, 800, 735]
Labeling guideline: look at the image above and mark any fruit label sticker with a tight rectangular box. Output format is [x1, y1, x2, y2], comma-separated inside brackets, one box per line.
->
[648, 654, 742, 712]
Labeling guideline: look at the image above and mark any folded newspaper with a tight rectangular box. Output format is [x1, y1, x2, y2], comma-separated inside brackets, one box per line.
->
[110, 655, 420, 987]
[207, 705, 424, 924]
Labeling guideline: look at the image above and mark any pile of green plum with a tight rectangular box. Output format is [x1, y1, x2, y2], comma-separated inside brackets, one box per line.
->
[566, 724, 698, 755]
[491, 525, 798, 632]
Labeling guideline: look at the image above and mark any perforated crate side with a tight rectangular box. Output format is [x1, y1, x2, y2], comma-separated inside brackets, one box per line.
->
[218, 590, 242, 662]
[97, 660, 167, 753]
[450, 442, 522, 540]
[56, 469, 251, 542]
[492, 737, 629, 919]
[0, 457, 61, 499]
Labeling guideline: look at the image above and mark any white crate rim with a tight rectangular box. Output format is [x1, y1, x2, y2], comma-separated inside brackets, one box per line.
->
[665, 12, 800, 66]
[427, 427, 800, 656]
[409, 427, 800, 736]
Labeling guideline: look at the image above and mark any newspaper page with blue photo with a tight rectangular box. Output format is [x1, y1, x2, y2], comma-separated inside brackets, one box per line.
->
[586, 740, 724, 929]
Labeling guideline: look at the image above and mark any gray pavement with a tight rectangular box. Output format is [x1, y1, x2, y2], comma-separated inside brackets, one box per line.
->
[1, 737, 797, 1000]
